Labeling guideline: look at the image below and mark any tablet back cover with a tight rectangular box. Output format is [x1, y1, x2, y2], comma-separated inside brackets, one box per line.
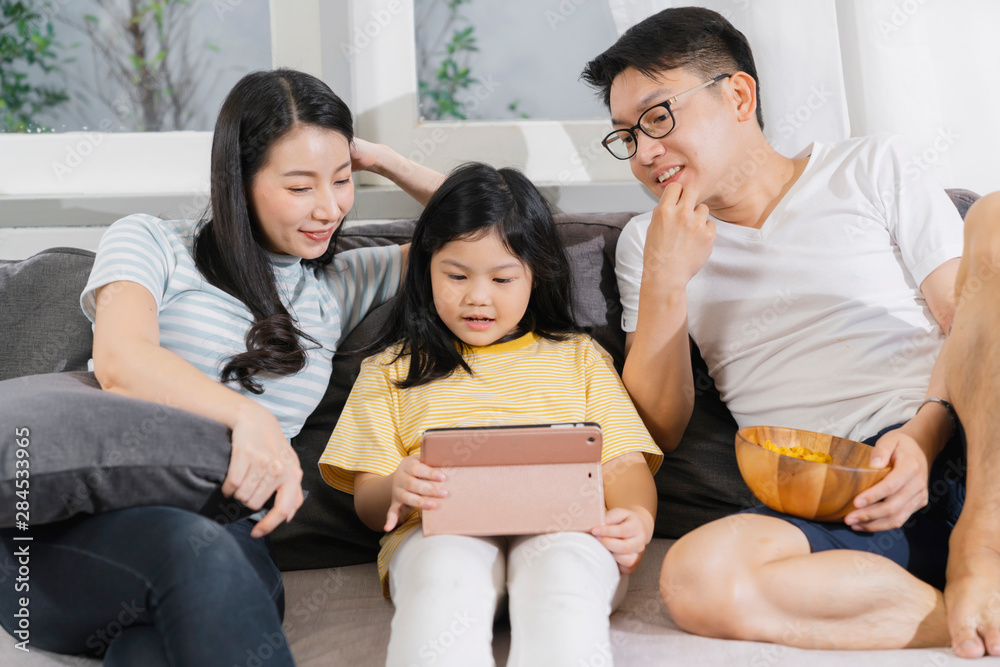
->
[420, 424, 605, 536]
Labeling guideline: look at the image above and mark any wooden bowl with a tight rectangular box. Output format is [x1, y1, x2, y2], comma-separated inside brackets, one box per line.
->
[735, 426, 891, 522]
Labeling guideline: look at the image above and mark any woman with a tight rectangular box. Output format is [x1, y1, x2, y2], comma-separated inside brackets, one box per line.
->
[0, 69, 442, 666]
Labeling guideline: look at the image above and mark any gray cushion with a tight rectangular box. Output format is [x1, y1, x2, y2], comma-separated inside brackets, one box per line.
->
[0, 371, 246, 527]
[0, 248, 96, 382]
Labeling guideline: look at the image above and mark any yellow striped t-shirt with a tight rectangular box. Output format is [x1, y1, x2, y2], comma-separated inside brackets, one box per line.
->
[318, 331, 662, 597]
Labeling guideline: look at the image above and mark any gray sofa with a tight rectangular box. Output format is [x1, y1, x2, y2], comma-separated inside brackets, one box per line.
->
[0, 196, 979, 665]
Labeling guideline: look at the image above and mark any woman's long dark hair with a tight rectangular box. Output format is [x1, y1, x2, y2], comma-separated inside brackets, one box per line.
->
[379, 162, 579, 388]
[194, 69, 353, 394]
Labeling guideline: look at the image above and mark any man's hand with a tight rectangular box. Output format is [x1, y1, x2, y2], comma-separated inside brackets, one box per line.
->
[592, 506, 654, 575]
[844, 430, 929, 532]
[643, 182, 716, 286]
[385, 456, 447, 532]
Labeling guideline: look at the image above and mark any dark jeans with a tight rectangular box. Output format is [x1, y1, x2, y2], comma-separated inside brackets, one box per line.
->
[0, 506, 294, 667]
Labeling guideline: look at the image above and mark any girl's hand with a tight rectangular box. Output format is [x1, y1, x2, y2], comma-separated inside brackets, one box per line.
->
[222, 402, 304, 538]
[844, 430, 930, 532]
[386, 456, 447, 532]
[592, 506, 654, 575]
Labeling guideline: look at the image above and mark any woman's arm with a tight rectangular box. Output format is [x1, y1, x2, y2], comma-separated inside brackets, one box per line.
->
[351, 138, 446, 207]
[92, 280, 303, 537]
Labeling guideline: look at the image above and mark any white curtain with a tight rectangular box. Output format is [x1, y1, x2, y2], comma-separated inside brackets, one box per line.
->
[607, 0, 999, 195]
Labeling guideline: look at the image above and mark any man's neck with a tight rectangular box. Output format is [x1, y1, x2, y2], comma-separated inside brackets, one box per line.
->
[708, 139, 809, 230]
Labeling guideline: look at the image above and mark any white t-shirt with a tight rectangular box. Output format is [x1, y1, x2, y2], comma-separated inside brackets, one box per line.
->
[616, 136, 965, 441]
[81, 214, 402, 439]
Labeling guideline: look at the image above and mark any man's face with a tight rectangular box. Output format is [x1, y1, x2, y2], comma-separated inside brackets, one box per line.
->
[608, 67, 735, 201]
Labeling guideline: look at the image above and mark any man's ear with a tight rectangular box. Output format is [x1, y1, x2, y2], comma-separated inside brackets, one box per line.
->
[728, 71, 758, 124]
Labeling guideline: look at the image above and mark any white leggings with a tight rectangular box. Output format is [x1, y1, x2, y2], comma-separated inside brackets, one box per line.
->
[386, 529, 627, 667]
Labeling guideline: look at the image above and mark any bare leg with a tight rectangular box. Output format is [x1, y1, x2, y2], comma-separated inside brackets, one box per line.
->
[661, 514, 949, 649]
[944, 191, 1000, 659]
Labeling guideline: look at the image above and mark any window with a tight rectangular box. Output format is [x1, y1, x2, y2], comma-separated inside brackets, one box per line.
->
[2, 0, 271, 134]
[0, 0, 279, 203]
[344, 0, 633, 188]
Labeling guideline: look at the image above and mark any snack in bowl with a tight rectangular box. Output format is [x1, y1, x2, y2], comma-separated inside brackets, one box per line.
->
[760, 439, 833, 464]
[735, 425, 891, 522]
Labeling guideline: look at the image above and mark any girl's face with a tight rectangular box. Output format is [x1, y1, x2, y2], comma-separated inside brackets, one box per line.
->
[250, 124, 354, 259]
[430, 230, 533, 347]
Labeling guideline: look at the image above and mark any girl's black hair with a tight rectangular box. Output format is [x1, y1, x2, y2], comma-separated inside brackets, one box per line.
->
[379, 162, 579, 389]
[193, 68, 353, 394]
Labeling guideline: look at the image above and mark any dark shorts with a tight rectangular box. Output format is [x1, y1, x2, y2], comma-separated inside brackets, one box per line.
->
[739, 421, 966, 590]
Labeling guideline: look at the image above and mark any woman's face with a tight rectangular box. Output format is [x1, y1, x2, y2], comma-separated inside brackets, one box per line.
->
[250, 124, 354, 258]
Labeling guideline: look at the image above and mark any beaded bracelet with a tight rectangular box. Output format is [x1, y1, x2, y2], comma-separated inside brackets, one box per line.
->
[917, 397, 959, 434]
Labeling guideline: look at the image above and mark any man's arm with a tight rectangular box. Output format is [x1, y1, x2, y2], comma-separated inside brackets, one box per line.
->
[845, 257, 960, 531]
[620, 183, 715, 452]
[622, 303, 693, 453]
[896, 256, 961, 457]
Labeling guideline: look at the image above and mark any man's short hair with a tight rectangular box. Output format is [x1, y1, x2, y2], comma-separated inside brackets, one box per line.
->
[581, 6, 764, 130]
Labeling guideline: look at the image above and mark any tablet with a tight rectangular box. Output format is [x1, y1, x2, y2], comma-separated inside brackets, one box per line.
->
[419, 422, 605, 537]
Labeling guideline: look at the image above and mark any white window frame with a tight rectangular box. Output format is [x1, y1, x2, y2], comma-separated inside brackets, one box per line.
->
[345, 0, 635, 188]
[0, 0, 653, 229]
[0, 0, 325, 220]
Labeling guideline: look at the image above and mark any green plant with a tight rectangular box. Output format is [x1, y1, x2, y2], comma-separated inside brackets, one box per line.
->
[416, 0, 478, 120]
[75, 0, 219, 131]
[0, 0, 69, 132]
[416, 0, 529, 121]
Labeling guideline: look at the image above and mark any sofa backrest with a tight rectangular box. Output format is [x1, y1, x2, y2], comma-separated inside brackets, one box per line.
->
[2, 189, 981, 571]
[0, 247, 97, 382]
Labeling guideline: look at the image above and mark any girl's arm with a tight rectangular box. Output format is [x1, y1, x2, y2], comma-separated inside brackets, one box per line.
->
[92, 280, 303, 538]
[592, 451, 658, 575]
[354, 457, 447, 532]
[350, 138, 446, 207]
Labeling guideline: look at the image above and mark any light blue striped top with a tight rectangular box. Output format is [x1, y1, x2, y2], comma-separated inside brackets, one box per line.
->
[81, 214, 402, 439]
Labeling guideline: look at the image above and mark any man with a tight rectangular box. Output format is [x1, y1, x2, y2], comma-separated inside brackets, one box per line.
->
[581, 6, 1000, 657]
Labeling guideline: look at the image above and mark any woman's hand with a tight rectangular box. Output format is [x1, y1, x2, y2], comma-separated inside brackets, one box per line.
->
[592, 506, 655, 575]
[222, 401, 304, 538]
[385, 455, 447, 532]
[349, 137, 445, 206]
[350, 137, 384, 174]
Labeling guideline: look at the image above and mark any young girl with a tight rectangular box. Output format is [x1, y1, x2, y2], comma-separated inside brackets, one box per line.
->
[319, 163, 662, 666]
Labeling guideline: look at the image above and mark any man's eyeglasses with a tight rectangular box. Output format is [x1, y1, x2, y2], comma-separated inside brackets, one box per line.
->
[601, 74, 732, 160]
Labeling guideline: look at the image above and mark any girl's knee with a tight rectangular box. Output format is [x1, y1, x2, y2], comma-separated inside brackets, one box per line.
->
[392, 535, 503, 601]
[509, 533, 617, 601]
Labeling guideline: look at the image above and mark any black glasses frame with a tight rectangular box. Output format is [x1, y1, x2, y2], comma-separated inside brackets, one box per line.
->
[601, 74, 732, 160]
